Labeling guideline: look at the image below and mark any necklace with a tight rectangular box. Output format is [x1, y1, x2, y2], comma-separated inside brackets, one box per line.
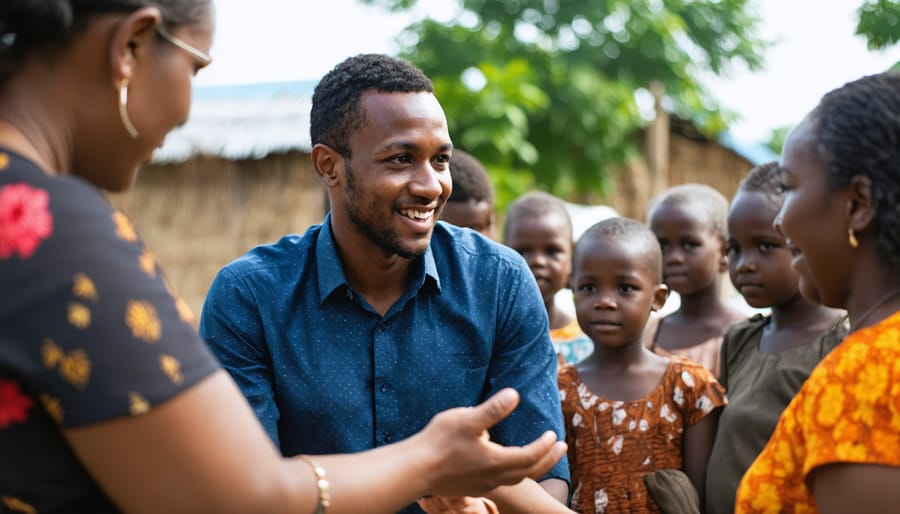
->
[849, 288, 900, 332]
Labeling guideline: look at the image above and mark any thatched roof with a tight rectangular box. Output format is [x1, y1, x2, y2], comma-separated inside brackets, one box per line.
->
[153, 81, 317, 164]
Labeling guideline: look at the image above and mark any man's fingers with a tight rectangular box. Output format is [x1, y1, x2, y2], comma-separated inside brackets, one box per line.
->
[469, 388, 520, 430]
[493, 432, 567, 484]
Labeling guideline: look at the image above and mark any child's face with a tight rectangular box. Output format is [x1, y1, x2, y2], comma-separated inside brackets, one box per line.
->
[572, 237, 668, 349]
[505, 213, 572, 304]
[440, 199, 496, 239]
[726, 190, 800, 308]
[649, 202, 726, 295]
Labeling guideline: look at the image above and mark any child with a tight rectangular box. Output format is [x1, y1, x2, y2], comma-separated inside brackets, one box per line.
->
[704, 162, 848, 514]
[439, 149, 496, 239]
[505, 191, 593, 364]
[559, 217, 725, 513]
[646, 183, 749, 376]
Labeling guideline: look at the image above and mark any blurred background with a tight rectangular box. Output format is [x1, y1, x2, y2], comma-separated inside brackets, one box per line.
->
[111, 0, 899, 315]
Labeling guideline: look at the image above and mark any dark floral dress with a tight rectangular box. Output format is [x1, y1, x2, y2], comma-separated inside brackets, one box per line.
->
[0, 148, 219, 512]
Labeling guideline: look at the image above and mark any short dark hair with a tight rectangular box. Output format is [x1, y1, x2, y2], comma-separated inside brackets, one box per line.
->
[647, 183, 730, 241]
[0, 0, 210, 87]
[737, 161, 783, 207]
[448, 149, 494, 205]
[503, 191, 573, 242]
[806, 71, 900, 268]
[310, 54, 434, 157]
[576, 217, 663, 283]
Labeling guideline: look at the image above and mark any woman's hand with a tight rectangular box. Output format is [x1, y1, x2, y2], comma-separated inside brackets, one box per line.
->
[413, 387, 567, 498]
[417, 496, 499, 514]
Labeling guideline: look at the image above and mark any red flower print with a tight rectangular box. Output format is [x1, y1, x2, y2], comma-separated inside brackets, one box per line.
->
[0, 378, 34, 428]
[0, 182, 53, 259]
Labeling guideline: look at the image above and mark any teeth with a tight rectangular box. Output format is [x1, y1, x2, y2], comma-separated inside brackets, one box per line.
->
[401, 209, 433, 221]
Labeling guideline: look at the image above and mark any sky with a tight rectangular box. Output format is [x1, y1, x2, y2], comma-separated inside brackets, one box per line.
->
[195, 0, 899, 143]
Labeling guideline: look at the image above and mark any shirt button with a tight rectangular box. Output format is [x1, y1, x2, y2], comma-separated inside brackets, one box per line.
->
[380, 383, 389, 393]
[383, 431, 393, 443]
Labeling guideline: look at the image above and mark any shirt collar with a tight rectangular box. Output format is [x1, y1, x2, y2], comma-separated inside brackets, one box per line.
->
[316, 213, 441, 305]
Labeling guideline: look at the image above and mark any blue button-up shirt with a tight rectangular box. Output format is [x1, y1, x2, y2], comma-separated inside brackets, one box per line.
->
[200, 216, 568, 511]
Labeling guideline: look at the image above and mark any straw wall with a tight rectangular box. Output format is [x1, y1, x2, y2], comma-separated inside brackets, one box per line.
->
[108, 151, 326, 319]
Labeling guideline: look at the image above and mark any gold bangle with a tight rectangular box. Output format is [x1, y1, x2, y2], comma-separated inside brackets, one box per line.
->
[299, 455, 331, 514]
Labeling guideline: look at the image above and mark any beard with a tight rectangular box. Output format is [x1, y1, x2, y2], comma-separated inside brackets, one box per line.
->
[343, 162, 428, 260]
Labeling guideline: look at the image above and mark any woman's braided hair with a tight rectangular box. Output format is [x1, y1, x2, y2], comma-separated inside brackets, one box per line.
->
[809, 71, 900, 267]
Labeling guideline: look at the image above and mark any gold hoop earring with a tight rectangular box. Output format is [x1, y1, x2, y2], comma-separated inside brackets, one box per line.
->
[848, 227, 859, 248]
[118, 79, 139, 139]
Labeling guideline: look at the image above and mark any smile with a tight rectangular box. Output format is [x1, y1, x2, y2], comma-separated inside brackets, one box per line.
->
[399, 208, 435, 222]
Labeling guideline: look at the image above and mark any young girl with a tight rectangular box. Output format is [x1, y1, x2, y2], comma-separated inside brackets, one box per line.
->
[559, 217, 725, 513]
[704, 162, 848, 514]
[736, 72, 900, 513]
[505, 191, 593, 364]
[646, 184, 749, 376]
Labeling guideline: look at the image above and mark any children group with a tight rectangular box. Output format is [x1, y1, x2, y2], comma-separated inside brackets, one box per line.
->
[441, 151, 849, 513]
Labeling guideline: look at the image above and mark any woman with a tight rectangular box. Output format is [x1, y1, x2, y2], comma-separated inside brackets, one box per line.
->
[0, 2, 566, 513]
[734, 71, 900, 513]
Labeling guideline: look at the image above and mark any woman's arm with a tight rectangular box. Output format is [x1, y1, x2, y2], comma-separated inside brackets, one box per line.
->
[64, 372, 567, 514]
[812, 463, 900, 514]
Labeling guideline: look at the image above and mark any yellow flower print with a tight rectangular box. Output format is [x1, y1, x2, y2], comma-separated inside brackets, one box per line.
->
[0, 153, 9, 170]
[159, 354, 184, 386]
[1, 496, 36, 514]
[138, 248, 156, 277]
[890, 382, 900, 431]
[72, 273, 99, 302]
[816, 384, 845, 427]
[126, 300, 161, 342]
[129, 391, 150, 415]
[113, 211, 137, 242]
[41, 338, 63, 368]
[836, 343, 868, 378]
[834, 440, 868, 462]
[174, 296, 195, 325]
[40, 394, 64, 423]
[871, 429, 900, 459]
[854, 363, 888, 406]
[750, 482, 782, 513]
[772, 440, 795, 476]
[59, 349, 91, 390]
[68, 302, 91, 329]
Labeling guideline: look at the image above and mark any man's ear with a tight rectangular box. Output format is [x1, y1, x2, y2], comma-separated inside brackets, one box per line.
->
[109, 7, 162, 84]
[847, 174, 875, 235]
[651, 284, 670, 312]
[312, 144, 343, 187]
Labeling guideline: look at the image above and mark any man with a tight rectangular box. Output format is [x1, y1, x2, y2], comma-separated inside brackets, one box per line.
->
[439, 149, 496, 239]
[200, 54, 570, 513]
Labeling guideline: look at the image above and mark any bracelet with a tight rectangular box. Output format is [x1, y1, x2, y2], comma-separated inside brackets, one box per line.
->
[299, 455, 331, 514]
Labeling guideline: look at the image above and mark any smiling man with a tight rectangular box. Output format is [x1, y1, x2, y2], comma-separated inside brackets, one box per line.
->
[199, 54, 570, 514]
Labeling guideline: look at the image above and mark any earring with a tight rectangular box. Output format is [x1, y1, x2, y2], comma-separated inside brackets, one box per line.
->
[848, 227, 859, 248]
[118, 79, 139, 139]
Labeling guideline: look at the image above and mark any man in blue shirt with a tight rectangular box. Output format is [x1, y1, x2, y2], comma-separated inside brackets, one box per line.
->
[200, 54, 569, 513]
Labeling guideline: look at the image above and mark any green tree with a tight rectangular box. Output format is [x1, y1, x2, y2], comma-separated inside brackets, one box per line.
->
[764, 125, 792, 156]
[361, 0, 769, 205]
[855, 0, 900, 50]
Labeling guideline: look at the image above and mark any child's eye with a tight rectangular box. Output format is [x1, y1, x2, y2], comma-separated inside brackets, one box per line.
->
[577, 283, 597, 293]
[617, 284, 637, 293]
[726, 243, 740, 257]
[759, 242, 778, 253]
[682, 241, 699, 250]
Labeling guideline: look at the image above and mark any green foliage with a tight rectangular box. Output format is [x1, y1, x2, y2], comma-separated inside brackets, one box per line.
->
[360, 0, 768, 207]
[765, 125, 792, 156]
[856, 0, 900, 50]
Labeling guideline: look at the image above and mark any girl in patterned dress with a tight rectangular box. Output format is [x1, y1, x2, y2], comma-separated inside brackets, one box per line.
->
[560, 218, 726, 513]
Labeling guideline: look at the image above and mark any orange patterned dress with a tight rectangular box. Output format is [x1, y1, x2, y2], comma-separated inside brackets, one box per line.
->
[735, 310, 900, 513]
[559, 358, 726, 513]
